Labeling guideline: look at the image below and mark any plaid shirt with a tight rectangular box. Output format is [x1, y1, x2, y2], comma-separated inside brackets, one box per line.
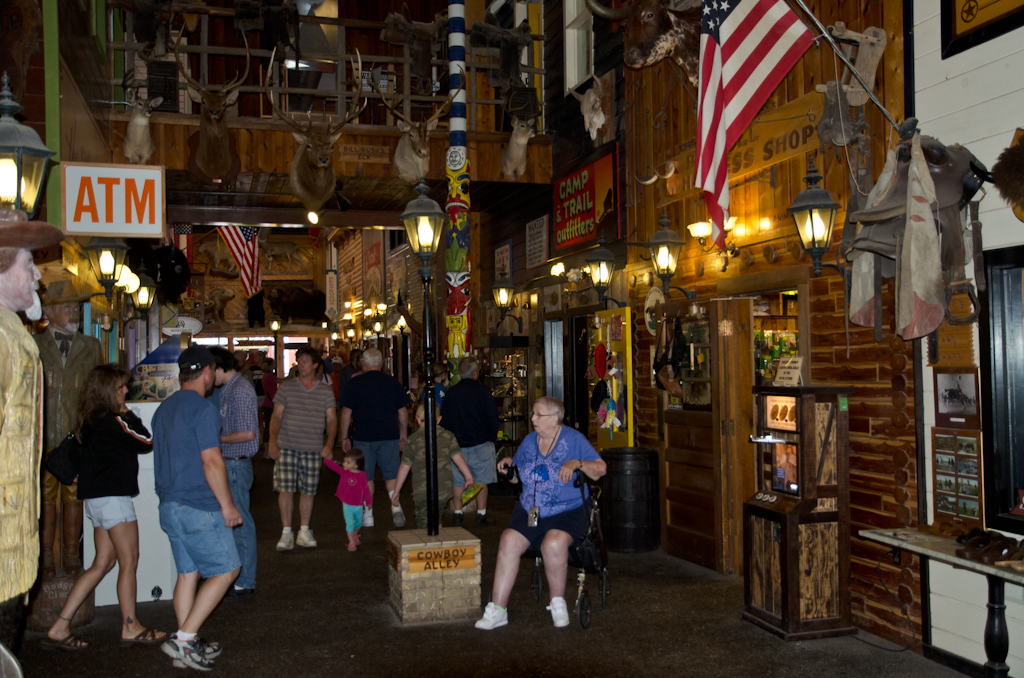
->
[220, 372, 260, 459]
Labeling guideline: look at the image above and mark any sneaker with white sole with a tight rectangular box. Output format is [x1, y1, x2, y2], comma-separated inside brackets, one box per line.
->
[296, 529, 317, 548]
[162, 637, 215, 671]
[547, 597, 570, 628]
[276, 531, 294, 551]
[363, 507, 374, 527]
[474, 602, 508, 630]
[392, 506, 406, 528]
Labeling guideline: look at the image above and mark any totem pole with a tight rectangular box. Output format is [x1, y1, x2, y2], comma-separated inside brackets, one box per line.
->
[445, 0, 471, 379]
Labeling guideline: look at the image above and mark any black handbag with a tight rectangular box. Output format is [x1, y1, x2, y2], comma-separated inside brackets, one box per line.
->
[46, 432, 83, 486]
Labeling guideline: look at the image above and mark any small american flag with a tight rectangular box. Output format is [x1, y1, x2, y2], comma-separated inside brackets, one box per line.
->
[696, 0, 812, 250]
[173, 223, 193, 265]
[219, 225, 262, 298]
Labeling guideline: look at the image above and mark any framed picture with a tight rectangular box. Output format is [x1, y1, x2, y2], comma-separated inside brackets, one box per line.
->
[941, 0, 1024, 59]
[934, 367, 981, 429]
[931, 427, 985, 528]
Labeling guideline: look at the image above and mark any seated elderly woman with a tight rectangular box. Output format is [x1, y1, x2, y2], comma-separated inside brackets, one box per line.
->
[475, 396, 606, 630]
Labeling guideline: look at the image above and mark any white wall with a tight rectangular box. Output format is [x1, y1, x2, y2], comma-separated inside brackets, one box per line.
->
[914, 1, 1024, 670]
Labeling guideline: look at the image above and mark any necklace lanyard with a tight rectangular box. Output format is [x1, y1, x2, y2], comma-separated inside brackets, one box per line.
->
[531, 427, 561, 509]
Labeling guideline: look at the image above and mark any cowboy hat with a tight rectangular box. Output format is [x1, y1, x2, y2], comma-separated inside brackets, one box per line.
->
[40, 280, 102, 306]
[0, 209, 64, 250]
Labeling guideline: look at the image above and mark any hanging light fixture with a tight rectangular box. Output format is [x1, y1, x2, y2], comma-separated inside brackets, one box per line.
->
[0, 73, 55, 218]
[789, 156, 841, 276]
[84, 238, 129, 302]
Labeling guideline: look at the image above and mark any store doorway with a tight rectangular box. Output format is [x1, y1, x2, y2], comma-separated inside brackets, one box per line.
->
[566, 314, 590, 434]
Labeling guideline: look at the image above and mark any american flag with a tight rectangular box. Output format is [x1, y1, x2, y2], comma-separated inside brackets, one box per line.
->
[695, 0, 812, 250]
[219, 226, 262, 298]
[173, 223, 193, 264]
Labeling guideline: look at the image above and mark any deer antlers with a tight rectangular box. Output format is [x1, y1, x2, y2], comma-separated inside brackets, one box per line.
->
[122, 69, 145, 104]
[264, 46, 368, 136]
[174, 30, 250, 96]
[367, 67, 465, 129]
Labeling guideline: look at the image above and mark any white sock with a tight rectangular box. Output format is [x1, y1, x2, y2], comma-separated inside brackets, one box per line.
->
[300, 525, 309, 531]
[478, 509, 487, 516]
[455, 510, 464, 515]
[282, 527, 292, 534]
[391, 504, 401, 512]
[176, 631, 197, 642]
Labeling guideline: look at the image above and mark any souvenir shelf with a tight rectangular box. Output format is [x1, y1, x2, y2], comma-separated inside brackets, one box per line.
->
[478, 335, 530, 455]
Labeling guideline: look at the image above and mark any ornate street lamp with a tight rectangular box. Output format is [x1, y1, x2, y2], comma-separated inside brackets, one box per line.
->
[0, 73, 55, 218]
[789, 156, 841, 276]
[131, 273, 156, 312]
[629, 210, 696, 299]
[401, 179, 446, 536]
[585, 234, 624, 307]
[84, 238, 129, 302]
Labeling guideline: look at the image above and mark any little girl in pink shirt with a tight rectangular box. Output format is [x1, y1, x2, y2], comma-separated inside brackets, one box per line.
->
[324, 449, 373, 551]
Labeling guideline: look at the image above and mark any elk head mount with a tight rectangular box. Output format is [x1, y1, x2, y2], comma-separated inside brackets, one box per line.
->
[121, 69, 164, 164]
[265, 47, 367, 217]
[369, 72, 463, 185]
[586, 0, 701, 84]
[175, 32, 250, 180]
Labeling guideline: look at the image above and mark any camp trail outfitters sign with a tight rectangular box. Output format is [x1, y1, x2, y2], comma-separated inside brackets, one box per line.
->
[62, 162, 165, 237]
[404, 545, 478, 573]
[552, 145, 619, 256]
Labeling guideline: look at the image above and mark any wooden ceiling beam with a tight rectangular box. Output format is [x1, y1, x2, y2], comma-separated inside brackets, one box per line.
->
[166, 206, 402, 229]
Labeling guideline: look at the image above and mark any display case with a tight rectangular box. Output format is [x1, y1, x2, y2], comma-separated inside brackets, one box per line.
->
[477, 335, 530, 457]
[742, 385, 855, 641]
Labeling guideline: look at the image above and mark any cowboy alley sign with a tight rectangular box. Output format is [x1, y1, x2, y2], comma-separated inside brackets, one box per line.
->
[62, 162, 165, 237]
[405, 545, 477, 573]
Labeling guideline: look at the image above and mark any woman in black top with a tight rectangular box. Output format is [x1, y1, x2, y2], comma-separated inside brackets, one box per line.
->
[43, 365, 166, 650]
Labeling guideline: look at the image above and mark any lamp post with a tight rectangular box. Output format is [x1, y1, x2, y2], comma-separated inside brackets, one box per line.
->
[0, 73, 55, 218]
[401, 179, 445, 536]
[788, 157, 841, 276]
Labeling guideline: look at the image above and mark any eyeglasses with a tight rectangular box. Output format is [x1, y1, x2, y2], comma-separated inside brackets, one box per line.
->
[532, 412, 559, 417]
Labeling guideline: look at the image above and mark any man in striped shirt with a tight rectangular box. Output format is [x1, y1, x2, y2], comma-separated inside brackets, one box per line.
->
[209, 348, 260, 599]
[269, 345, 338, 550]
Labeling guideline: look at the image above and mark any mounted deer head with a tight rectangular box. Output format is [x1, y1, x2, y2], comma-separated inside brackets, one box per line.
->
[369, 72, 463, 184]
[122, 69, 164, 164]
[265, 47, 367, 216]
[571, 78, 605, 141]
[175, 31, 251, 179]
[500, 116, 536, 183]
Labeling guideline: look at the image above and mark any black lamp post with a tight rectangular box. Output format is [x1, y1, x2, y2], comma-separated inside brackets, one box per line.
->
[401, 179, 446, 535]
[0, 72, 55, 218]
[789, 157, 841, 276]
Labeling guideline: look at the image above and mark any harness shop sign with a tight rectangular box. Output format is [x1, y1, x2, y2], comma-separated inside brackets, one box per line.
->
[405, 545, 477, 573]
[62, 162, 165, 237]
[552, 148, 618, 255]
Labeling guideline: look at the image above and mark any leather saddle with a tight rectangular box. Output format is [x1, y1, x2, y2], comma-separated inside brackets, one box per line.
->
[844, 133, 988, 326]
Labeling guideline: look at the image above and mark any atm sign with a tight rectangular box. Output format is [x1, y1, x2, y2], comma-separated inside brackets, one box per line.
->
[62, 162, 165, 237]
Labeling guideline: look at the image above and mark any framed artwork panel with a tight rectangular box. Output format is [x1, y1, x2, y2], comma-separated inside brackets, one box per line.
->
[934, 366, 981, 429]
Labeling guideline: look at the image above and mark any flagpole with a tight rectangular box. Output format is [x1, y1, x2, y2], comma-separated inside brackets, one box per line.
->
[791, 0, 900, 133]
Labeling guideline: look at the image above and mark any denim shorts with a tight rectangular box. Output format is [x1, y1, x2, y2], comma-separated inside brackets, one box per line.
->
[84, 496, 136, 531]
[158, 502, 241, 578]
[353, 439, 400, 482]
[452, 442, 497, 486]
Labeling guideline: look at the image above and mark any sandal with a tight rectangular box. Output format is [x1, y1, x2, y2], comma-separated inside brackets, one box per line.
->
[347, 542, 358, 552]
[120, 627, 167, 646]
[40, 634, 88, 652]
[955, 535, 991, 560]
[980, 538, 1020, 566]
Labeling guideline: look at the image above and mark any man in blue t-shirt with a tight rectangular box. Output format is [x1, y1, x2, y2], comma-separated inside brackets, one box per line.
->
[339, 347, 410, 528]
[153, 346, 242, 672]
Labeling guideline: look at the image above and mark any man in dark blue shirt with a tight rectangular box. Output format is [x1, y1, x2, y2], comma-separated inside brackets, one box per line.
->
[440, 356, 500, 527]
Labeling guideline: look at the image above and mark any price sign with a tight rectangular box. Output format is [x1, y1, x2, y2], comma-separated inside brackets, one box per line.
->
[773, 356, 804, 387]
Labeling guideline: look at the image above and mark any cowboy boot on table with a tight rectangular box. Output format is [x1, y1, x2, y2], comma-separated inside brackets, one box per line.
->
[40, 504, 56, 578]
[62, 501, 84, 576]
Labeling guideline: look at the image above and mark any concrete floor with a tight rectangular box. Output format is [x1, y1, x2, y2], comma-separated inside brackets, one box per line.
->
[17, 457, 965, 677]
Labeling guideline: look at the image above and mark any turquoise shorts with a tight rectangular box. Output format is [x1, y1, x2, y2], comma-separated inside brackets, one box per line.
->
[343, 502, 363, 531]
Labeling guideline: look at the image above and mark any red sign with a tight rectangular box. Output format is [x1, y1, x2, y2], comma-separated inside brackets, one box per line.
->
[552, 148, 617, 253]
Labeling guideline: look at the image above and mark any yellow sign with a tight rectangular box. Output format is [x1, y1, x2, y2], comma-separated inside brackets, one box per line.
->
[660, 92, 823, 206]
[405, 545, 477, 573]
[955, 0, 1024, 36]
[338, 144, 391, 164]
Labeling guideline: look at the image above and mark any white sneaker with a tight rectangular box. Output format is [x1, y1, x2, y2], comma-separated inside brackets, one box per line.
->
[363, 507, 374, 527]
[276, 531, 294, 551]
[474, 602, 508, 630]
[547, 597, 570, 628]
[296, 528, 317, 548]
[392, 505, 406, 528]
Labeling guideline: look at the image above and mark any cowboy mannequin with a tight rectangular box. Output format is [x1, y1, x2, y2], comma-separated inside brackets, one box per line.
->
[0, 208, 64, 652]
[34, 281, 103, 578]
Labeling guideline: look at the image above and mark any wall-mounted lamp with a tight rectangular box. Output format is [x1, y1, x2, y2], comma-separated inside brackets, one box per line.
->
[84, 238, 129, 302]
[585, 235, 625, 308]
[688, 217, 740, 256]
[492, 277, 522, 332]
[131, 273, 156, 312]
[630, 210, 696, 299]
[789, 156, 841, 276]
[320, 314, 330, 330]
[0, 73, 55, 218]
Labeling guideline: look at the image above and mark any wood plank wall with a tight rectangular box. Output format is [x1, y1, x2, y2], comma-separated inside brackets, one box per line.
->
[616, 1, 921, 649]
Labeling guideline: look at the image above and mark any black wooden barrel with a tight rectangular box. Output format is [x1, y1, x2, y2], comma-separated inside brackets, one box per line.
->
[599, 447, 660, 553]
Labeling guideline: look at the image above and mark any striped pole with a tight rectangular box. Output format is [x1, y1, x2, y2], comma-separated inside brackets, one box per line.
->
[445, 0, 472, 380]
